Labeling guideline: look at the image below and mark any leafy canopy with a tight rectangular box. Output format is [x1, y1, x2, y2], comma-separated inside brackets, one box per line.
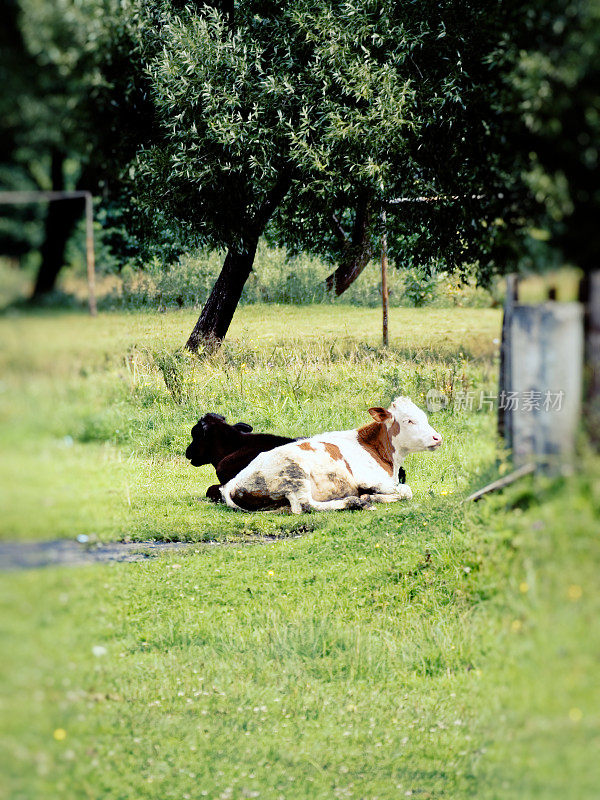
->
[131, 0, 514, 279]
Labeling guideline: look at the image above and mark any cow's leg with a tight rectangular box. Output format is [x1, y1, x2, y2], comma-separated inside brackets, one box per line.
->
[311, 496, 372, 511]
[360, 485, 413, 504]
[287, 492, 371, 513]
[287, 494, 312, 514]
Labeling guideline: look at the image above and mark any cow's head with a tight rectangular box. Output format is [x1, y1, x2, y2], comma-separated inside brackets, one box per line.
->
[369, 396, 442, 454]
[185, 413, 253, 467]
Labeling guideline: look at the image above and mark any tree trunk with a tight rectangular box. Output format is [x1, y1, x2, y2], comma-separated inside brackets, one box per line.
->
[32, 151, 83, 299]
[324, 192, 374, 296]
[186, 169, 293, 351]
[186, 237, 259, 351]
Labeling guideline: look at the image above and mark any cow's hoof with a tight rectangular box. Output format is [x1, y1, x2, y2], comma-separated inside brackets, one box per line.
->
[345, 496, 370, 511]
[206, 484, 223, 503]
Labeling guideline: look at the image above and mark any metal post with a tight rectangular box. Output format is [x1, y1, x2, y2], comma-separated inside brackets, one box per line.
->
[381, 210, 389, 347]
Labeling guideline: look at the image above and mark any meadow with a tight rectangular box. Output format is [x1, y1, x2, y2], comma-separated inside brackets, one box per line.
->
[0, 302, 598, 799]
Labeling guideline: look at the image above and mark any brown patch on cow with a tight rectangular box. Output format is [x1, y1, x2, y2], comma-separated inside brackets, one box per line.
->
[356, 422, 394, 476]
[324, 443, 343, 461]
[322, 442, 353, 475]
[232, 488, 282, 511]
[298, 441, 316, 451]
[232, 474, 282, 511]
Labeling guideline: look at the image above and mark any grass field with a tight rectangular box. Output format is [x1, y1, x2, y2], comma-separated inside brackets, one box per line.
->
[0, 305, 500, 543]
[0, 304, 598, 799]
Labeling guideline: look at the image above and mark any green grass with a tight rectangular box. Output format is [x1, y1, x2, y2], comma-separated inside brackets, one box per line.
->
[0, 303, 598, 799]
[1, 470, 598, 799]
[0, 305, 500, 543]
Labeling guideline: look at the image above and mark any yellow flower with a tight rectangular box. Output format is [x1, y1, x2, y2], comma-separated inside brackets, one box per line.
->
[567, 584, 582, 601]
[53, 728, 67, 741]
[569, 708, 583, 723]
[519, 582, 529, 593]
[267, 570, 274, 576]
[511, 620, 522, 633]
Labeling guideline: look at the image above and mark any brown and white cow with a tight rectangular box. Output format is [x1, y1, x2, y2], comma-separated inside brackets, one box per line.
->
[220, 397, 442, 513]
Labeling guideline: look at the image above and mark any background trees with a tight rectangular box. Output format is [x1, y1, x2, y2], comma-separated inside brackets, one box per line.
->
[508, 0, 599, 275]
[0, 0, 168, 297]
[1, 0, 597, 346]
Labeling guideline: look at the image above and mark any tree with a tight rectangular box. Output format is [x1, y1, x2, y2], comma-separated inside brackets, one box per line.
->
[507, 0, 600, 443]
[268, 0, 527, 293]
[0, 0, 96, 296]
[0, 0, 46, 266]
[507, 0, 599, 275]
[0, 0, 167, 296]
[128, 0, 521, 349]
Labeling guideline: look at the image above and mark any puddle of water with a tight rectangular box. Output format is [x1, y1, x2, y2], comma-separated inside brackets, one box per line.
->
[0, 533, 305, 571]
[0, 540, 198, 571]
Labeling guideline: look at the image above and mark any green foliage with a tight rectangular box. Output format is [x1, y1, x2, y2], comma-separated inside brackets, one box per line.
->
[506, 0, 600, 272]
[124, 1, 517, 281]
[402, 268, 439, 308]
[91, 243, 492, 310]
[5, 0, 595, 312]
[0, 0, 182, 270]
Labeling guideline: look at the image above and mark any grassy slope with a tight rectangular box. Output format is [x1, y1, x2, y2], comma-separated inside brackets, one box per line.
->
[1, 472, 598, 800]
[0, 305, 598, 799]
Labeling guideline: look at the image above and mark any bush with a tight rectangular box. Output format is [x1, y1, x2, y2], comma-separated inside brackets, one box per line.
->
[85, 240, 495, 310]
[117, 252, 223, 309]
[402, 268, 439, 307]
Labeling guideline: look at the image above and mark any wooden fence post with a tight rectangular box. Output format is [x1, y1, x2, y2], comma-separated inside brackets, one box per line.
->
[84, 192, 97, 317]
[580, 270, 600, 447]
[509, 302, 583, 469]
[381, 210, 389, 347]
[498, 274, 519, 444]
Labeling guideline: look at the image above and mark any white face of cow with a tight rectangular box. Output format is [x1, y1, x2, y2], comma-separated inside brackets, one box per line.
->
[369, 396, 442, 454]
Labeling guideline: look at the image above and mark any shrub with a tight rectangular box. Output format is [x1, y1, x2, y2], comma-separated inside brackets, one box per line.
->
[70, 240, 495, 310]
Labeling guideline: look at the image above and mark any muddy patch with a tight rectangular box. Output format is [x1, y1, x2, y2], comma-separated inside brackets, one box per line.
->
[0, 540, 200, 571]
[0, 527, 317, 571]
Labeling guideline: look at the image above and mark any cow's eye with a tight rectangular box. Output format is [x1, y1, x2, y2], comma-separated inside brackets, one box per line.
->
[406, 419, 415, 425]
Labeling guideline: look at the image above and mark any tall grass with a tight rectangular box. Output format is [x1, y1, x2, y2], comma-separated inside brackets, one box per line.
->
[115, 244, 494, 309]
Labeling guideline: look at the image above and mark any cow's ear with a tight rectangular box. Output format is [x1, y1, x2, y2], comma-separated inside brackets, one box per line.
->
[368, 407, 392, 423]
[234, 422, 253, 433]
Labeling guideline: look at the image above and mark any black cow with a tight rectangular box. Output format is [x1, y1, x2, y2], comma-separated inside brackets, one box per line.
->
[185, 413, 295, 502]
